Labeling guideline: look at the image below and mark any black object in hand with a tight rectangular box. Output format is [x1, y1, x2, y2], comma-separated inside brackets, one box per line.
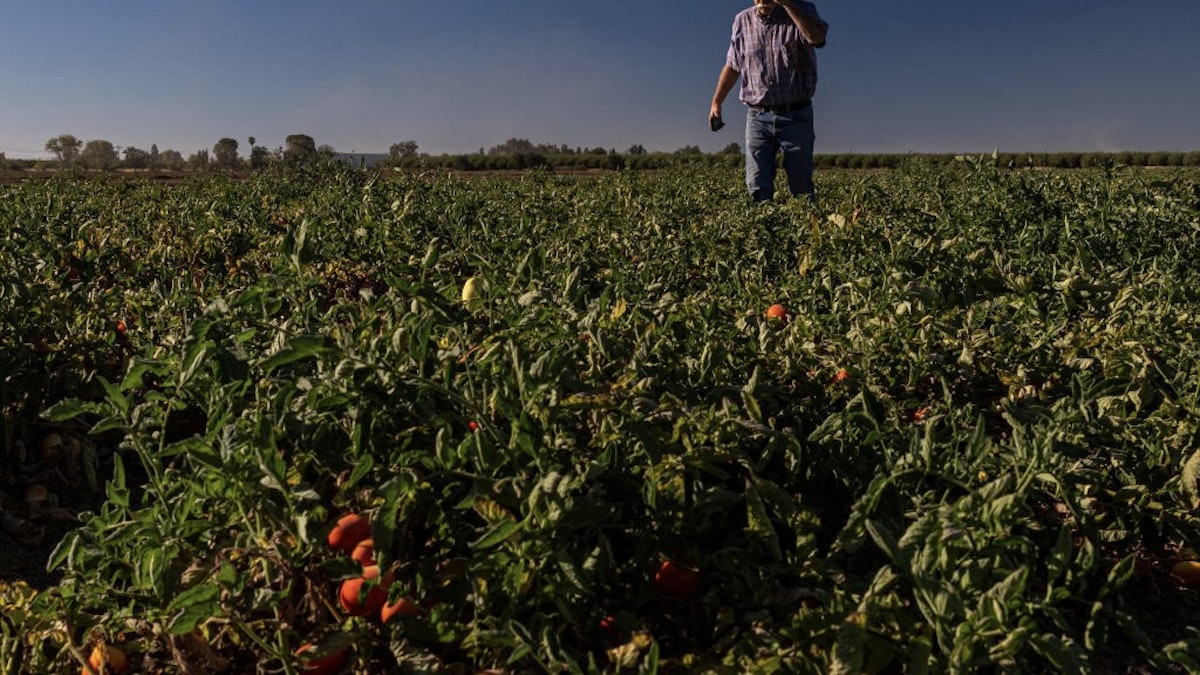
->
[710, 116, 725, 132]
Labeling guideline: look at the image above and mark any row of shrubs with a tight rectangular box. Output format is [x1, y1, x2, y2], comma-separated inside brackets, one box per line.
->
[821, 151, 1200, 169]
[378, 152, 732, 172]
[381, 150, 1200, 172]
[5, 150, 1199, 175]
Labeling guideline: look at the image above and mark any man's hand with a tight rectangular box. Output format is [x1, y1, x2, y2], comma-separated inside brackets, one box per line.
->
[709, 103, 724, 132]
[779, 0, 827, 47]
[710, 64, 739, 130]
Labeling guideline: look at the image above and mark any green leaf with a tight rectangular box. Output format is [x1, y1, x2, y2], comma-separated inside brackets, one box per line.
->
[97, 376, 128, 415]
[167, 584, 221, 634]
[1182, 448, 1200, 509]
[346, 455, 374, 490]
[41, 398, 89, 422]
[107, 454, 129, 508]
[829, 615, 867, 675]
[741, 390, 763, 424]
[865, 519, 908, 569]
[1100, 554, 1137, 597]
[120, 359, 155, 391]
[471, 519, 525, 550]
[259, 334, 335, 372]
[1028, 633, 1084, 674]
[179, 339, 216, 387]
[745, 478, 781, 561]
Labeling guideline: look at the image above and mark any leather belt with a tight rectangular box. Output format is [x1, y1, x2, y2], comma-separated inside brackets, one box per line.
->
[749, 100, 811, 114]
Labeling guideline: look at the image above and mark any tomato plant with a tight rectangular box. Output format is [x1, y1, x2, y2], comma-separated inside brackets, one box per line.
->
[3, 159, 1200, 672]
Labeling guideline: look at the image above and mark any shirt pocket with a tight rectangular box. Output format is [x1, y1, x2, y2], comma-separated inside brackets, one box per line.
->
[778, 28, 802, 70]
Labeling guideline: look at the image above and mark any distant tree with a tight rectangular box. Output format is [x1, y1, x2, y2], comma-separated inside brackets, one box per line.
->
[213, 138, 240, 168]
[627, 144, 647, 155]
[79, 140, 119, 170]
[389, 141, 419, 158]
[284, 134, 318, 162]
[249, 145, 272, 169]
[0, 152, 29, 172]
[317, 143, 337, 157]
[248, 136, 256, 148]
[149, 144, 160, 169]
[122, 146, 151, 169]
[159, 149, 185, 171]
[719, 142, 741, 155]
[488, 138, 537, 155]
[675, 145, 702, 155]
[186, 149, 210, 171]
[45, 134, 83, 166]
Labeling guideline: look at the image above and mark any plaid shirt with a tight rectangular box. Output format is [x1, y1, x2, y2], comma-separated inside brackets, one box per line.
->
[725, 2, 826, 107]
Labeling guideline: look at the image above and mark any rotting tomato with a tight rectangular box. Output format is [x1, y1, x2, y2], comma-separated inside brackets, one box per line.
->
[295, 642, 348, 675]
[1171, 560, 1200, 588]
[82, 644, 130, 675]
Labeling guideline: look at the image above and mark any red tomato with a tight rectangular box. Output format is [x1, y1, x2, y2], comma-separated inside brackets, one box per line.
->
[599, 614, 619, 641]
[327, 513, 370, 553]
[380, 596, 423, 624]
[350, 538, 375, 566]
[339, 568, 390, 617]
[653, 560, 701, 599]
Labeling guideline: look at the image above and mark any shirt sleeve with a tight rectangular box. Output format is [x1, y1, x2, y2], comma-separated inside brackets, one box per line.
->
[725, 19, 743, 72]
[799, 1, 829, 41]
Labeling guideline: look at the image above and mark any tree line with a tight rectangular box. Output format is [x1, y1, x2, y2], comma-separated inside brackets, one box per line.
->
[2, 133, 1198, 173]
[0, 134, 333, 172]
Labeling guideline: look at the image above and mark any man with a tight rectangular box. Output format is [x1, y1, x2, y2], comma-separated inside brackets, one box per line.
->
[710, 0, 828, 202]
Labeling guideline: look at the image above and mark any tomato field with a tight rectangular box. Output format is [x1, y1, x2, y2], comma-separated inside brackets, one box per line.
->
[3, 159, 1200, 673]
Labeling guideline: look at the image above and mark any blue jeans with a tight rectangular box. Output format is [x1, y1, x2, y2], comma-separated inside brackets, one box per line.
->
[745, 104, 816, 202]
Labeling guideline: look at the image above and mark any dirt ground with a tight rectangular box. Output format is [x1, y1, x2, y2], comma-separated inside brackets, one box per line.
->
[0, 167, 617, 186]
[0, 169, 192, 185]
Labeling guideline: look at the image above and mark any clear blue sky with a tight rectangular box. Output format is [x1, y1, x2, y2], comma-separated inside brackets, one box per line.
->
[2, 1, 1198, 159]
